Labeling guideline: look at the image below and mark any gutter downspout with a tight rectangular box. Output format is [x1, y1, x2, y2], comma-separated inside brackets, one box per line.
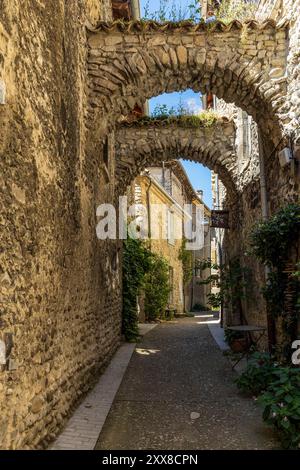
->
[258, 129, 276, 352]
[258, 130, 268, 222]
[131, 0, 141, 20]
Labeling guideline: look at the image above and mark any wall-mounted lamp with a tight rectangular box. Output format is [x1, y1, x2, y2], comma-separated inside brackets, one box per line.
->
[278, 147, 293, 168]
[0, 340, 6, 366]
[0, 80, 6, 105]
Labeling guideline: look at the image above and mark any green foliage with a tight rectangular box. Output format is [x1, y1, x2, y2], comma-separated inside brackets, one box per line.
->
[258, 368, 300, 449]
[249, 204, 300, 269]
[143, 0, 257, 24]
[292, 263, 300, 311]
[235, 352, 278, 396]
[292, 262, 300, 278]
[261, 270, 285, 318]
[207, 292, 222, 309]
[178, 239, 193, 286]
[198, 257, 251, 311]
[143, 0, 201, 22]
[122, 237, 153, 341]
[217, 0, 257, 23]
[249, 203, 300, 356]
[222, 258, 251, 307]
[123, 237, 171, 335]
[144, 253, 170, 322]
[150, 103, 220, 128]
[233, 350, 300, 449]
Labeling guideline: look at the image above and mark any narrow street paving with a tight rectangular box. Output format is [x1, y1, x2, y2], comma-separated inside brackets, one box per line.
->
[96, 316, 278, 450]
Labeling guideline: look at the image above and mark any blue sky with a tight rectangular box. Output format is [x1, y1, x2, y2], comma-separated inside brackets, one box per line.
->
[140, 1, 212, 208]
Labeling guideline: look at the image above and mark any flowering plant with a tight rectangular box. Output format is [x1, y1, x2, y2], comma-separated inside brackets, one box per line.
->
[258, 367, 300, 449]
[235, 352, 277, 396]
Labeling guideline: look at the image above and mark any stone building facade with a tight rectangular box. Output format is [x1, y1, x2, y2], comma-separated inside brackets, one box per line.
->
[133, 168, 185, 315]
[0, 0, 120, 450]
[133, 160, 211, 315]
[207, 0, 300, 328]
[0, 0, 300, 449]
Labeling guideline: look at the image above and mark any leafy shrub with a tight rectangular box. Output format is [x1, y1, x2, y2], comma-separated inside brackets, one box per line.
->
[234, 351, 300, 448]
[150, 103, 219, 128]
[123, 238, 171, 335]
[144, 254, 170, 321]
[249, 203, 300, 268]
[217, 0, 257, 22]
[198, 257, 251, 314]
[258, 368, 300, 449]
[249, 203, 300, 358]
[207, 292, 222, 309]
[122, 238, 153, 341]
[235, 352, 277, 396]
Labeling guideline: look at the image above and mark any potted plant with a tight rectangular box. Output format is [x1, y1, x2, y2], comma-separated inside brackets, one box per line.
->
[224, 328, 248, 352]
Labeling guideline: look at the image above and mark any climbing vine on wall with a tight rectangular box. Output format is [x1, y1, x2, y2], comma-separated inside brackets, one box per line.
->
[249, 203, 300, 358]
[179, 238, 194, 312]
[178, 239, 193, 286]
[217, 0, 257, 22]
[122, 238, 171, 339]
[198, 258, 251, 317]
[144, 255, 170, 322]
[122, 237, 153, 341]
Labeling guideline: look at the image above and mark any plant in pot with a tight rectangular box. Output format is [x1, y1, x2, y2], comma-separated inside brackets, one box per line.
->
[225, 328, 248, 352]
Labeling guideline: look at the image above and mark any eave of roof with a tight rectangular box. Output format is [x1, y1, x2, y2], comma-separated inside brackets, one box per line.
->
[88, 18, 288, 34]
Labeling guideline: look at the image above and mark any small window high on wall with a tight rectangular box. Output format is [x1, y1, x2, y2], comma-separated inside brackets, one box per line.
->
[103, 137, 109, 169]
[112, 1, 132, 20]
[102, 136, 110, 183]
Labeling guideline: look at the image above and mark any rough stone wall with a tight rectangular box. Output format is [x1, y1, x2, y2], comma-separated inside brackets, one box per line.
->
[0, 0, 122, 450]
[216, 1, 300, 331]
[87, 20, 288, 145]
[115, 120, 238, 195]
[259, 0, 300, 210]
[256, 0, 300, 139]
[242, 0, 300, 327]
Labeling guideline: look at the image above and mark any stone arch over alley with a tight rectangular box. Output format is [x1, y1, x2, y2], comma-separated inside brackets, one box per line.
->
[115, 118, 239, 196]
[87, 19, 289, 150]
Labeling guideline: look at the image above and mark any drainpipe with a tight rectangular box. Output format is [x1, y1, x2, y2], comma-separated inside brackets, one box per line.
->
[258, 130, 268, 222]
[258, 129, 276, 352]
[146, 178, 152, 246]
[131, 0, 141, 20]
[201, 0, 208, 20]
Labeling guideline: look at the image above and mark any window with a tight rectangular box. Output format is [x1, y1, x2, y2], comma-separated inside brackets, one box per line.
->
[101, 136, 110, 183]
[103, 137, 109, 169]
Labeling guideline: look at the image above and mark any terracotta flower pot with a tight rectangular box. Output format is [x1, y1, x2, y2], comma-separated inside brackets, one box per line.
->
[230, 337, 247, 353]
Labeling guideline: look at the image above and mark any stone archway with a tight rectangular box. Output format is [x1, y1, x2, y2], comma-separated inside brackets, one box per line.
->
[115, 117, 239, 197]
[86, 19, 289, 149]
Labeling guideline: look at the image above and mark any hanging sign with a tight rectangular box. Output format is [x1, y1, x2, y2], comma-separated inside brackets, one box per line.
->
[211, 210, 230, 229]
